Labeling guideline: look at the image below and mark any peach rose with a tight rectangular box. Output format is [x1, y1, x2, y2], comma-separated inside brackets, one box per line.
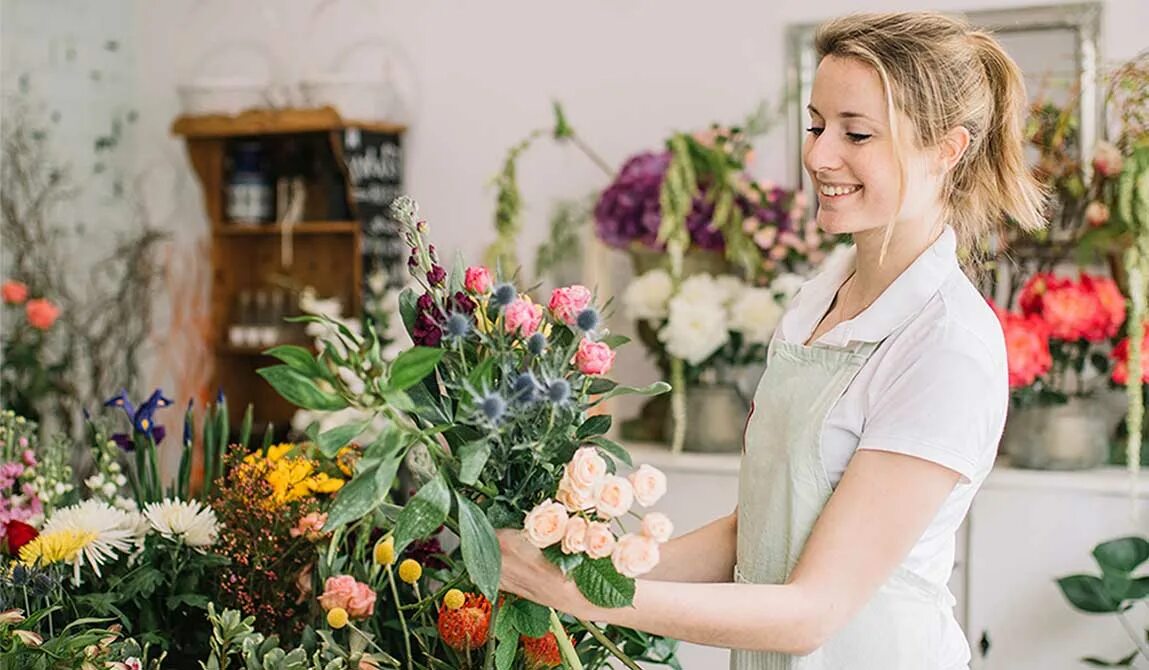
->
[594, 475, 634, 519]
[556, 471, 599, 512]
[25, 299, 59, 330]
[584, 522, 616, 560]
[561, 515, 589, 555]
[628, 464, 667, 508]
[567, 447, 607, 492]
[2, 280, 28, 305]
[465, 266, 493, 294]
[611, 533, 660, 578]
[548, 285, 593, 325]
[640, 513, 674, 543]
[290, 512, 329, 540]
[504, 297, 544, 337]
[574, 338, 615, 376]
[318, 575, 376, 619]
[523, 499, 569, 549]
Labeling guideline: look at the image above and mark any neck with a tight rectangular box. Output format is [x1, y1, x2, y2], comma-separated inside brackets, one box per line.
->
[848, 216, 945, 306]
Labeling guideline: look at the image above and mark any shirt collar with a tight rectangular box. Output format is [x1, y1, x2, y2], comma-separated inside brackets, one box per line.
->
[780, 226, 960, 347]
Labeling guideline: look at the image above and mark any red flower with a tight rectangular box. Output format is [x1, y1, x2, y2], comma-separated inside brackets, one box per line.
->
[522, 632, 566, 669]
[24, 299, 60, 330]
[1111, 330, 1149, 384]
[437, 593, 491, 653]
[991, 300, 1052, 389]
[1018, 273, 1071, 316]
[1080, 274, 1126, 341]
[3, 520, 38, 555]
[1, 280, 28, 305]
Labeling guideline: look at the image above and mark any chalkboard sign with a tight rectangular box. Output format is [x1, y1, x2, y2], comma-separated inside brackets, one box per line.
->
[340, 128, 405, 315]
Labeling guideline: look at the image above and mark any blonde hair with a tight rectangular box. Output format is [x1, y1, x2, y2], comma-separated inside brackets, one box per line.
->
[814, 12, 1047, 260]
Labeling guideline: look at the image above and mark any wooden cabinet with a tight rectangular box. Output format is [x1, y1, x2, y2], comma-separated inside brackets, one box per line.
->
[172, 107, 405, 432]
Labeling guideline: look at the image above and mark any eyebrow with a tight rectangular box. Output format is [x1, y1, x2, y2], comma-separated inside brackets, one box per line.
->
[806, 104, 877, 123]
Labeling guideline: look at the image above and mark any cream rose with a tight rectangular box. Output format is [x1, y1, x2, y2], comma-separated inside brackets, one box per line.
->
[584, 522, 616, 559]
[567, 447, 607, 491]
[611, 533, 660, 578]
[595, 475, 635, 519]
[561, 516, 589, 555]
[556, 471, 599, 512]
[523, 499, 569, 549]
[640, 513, 674, 543]
[628, 465, 667, 508]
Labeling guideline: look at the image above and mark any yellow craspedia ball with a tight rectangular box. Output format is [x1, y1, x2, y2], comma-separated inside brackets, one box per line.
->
[326, 607, 349, 629]
[398, 558, 422, 584]
[373, 537, 396, 566]
[443, 588, 465, 610]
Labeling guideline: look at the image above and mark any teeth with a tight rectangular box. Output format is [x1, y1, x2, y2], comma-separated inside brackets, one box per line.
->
[820, 184, 861, 196]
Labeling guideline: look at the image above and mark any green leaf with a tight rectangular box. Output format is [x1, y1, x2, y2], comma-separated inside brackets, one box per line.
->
[586, 378, 618, 395]
[381, 389, 417, 413]
[496, 636, 518, 670]
[324, 468, 380, 530]
[576, 415, 612, 440]
[601, 334, 630, 349]
[1057, 575, 1122, 613]
[457, 493, 501, 602]
[542, 544, 584, 575]
[393, 474, 451, 554]
[1094, 537, 1149, 575]
[124, 567, 164, 598]
[589, 436, 633, 467]
[166, 593, 211, 610]
[316, 419, 372, 458]
[257, 365, 348, 411]
[571, 558, 635, 608]
[263, 345, 331, 381]
[597, 381, 672, 404]
[389, 347, 446, 392]
[458, 441, 491, 486]
[399, 287, 420, 340]
[507, 599, 550, 638]
[373, 450, 406, 494]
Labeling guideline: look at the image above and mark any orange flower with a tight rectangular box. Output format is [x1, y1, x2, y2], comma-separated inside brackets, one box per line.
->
[436, 593, 491, 653]
[1111, 330, 1149, 384]
[1, 280, 28, 305]
[522, 632, 566, 669]
[991, 300, 1052, 389]
[1018, 273, 1070, 316]
[24, 298, 59, 330]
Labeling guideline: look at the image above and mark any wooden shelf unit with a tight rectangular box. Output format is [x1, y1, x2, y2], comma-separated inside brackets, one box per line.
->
[173, 107, 405, 432]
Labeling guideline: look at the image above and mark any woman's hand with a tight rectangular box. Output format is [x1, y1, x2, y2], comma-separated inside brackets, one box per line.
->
[496, 529, 586, 615]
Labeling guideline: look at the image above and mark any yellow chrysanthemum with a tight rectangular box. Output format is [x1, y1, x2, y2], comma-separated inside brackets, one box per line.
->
[19, 530, 94, 566]
[373, 537, 396, 566]
[398, 559, 422, 584]
[266, 443, 295, 462]
[443, 589, 465, 610]
[327, 607, 349, 629]
[308, 472, 344, 494]
[335, 446, 358, 477]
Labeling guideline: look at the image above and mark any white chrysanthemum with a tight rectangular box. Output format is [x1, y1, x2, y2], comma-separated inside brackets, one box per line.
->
[728, 288, 784, 345]
[658, 295, 730, 365]
[144, 498, 219, 549]
[768, 273, 806, 305]
[42, 500, 144, 582]
[623, 269, 674, 321]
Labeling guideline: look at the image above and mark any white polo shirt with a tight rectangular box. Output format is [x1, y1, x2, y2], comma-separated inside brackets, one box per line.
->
[775, 225, 1008, 589]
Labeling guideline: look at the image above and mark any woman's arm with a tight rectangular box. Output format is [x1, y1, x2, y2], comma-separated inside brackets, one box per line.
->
[640, 509, 738, 583]
[498, 449, 960, 654]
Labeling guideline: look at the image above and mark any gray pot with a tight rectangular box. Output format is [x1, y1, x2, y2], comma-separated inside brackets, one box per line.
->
[1002, 396, 1112, 470]
[664, 384, 750, 453]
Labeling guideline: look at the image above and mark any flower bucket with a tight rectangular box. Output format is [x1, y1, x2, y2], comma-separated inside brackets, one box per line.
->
[1002, 396, 1112, 470]
[663, 383, 749, 453]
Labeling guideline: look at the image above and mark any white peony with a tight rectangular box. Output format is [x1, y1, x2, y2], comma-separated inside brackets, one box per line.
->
[677, 274, 723, 305]
[144, 498, 219, 549]
[623, 269, 674, 321]
[713, 275, 747, 306]
[769, 273, 806, 305]
[658, 295, 730, 365]
[728, 287, 784, 345]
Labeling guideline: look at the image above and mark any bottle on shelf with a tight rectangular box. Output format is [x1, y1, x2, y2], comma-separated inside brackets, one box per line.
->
[226, 141, 273, 225]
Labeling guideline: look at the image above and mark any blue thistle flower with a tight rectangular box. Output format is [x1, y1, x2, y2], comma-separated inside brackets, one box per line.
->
[512, 372, 541, 403]
[492, 283, 516, 308]
[576, 308, 600, 332]
[480, 393, 507, 422]
[527, 332, 547, 355]
[546, 379, 571, 405]
[444, 313, 472, 339]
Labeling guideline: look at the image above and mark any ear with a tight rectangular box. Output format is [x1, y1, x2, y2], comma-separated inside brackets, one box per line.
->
[935, 126, 972, 174]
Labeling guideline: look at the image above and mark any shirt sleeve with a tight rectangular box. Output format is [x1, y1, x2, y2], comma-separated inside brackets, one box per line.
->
[856, 325, 1007, 484]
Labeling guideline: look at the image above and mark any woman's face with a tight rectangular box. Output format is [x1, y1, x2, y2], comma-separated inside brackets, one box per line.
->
[803, 55, 940, 237]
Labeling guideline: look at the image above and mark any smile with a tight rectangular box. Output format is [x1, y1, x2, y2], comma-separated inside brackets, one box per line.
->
[819, 184, 862, 197]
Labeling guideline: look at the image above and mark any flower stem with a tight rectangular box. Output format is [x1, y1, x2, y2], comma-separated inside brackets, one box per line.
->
[550, 609, 584, 670]
[483, 597, 501, 670]
[386, 565, 415, 670]
[575, 618, 642, 670]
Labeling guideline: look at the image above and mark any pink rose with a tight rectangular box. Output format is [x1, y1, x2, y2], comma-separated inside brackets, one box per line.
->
[584, 522, 616, 559]
[504, 297, 543, 337]
[24, 299, 59, 330]
[1, 281, 28, 305]
[628, 464, 667, 508]
[523, 499, 569, 549]
[611, 533, 660, 578]
[566, 447, 607, 492]
[574, 338, 615, 376]
[1085, 201, 1110, 227]
[1093, 141, 1124, 178]
[640, 513, 674, 543]
[556, 471, 599, 512]
[594, 475, 634, 519]
[465, 266, 493, 294]
[290, 512, 329, 540]
[20, 450, 36, 468]
[548, 285, 593, 325]
[318, 575, 376, 619]
[561, 516, 589, 555]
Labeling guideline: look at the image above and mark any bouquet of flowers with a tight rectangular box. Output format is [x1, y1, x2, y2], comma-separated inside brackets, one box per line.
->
[255, 195, 681, 669]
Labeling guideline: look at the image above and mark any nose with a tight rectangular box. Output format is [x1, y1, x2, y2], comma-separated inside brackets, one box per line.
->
[803, 129, 844, 178]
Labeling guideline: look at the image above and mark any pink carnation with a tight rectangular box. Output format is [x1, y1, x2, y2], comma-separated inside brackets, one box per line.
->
[318, 575, 376, 619]
[574, 338, 615, 376]
[548, 285, 592, 325]
[504, 297, 543, 337]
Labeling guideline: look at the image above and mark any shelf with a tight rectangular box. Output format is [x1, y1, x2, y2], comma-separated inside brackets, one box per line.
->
[214, 221, 359, 236]
[172, 106, 407, 138]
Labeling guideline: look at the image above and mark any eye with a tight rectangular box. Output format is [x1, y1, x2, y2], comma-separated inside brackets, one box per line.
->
[806, 127, 824, 136]
[847, 132, 872, 144]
